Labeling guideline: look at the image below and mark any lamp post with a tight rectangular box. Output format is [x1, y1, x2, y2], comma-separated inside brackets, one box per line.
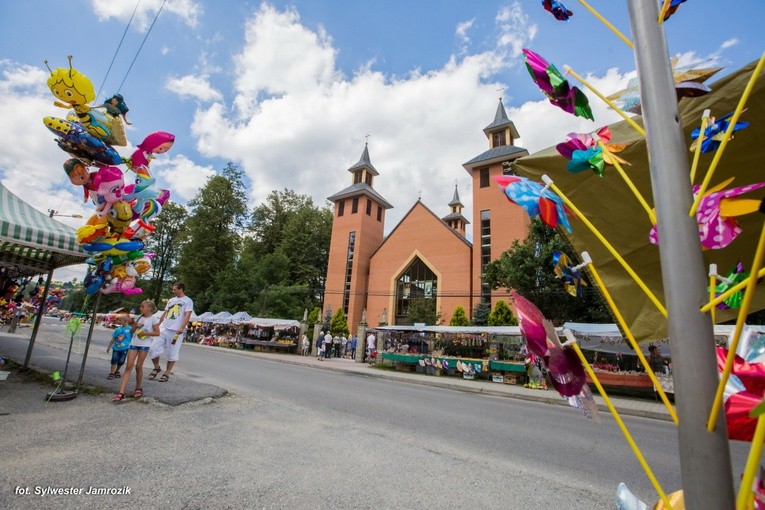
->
[47, 209, 82, 219]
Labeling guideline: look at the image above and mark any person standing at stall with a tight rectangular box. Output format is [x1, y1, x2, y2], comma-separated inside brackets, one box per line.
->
[113, 300, 160, 402]
[149, 282, 193, 382]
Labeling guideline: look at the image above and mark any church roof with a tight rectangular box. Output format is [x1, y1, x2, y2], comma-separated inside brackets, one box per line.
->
[483, 99, 520, 139]
[327, 182, 393, 209]
[347, 144, 379, 176]
[463, 145, 529, 170]
[441, 212, 470, 224]
[448, 185, 463, 207]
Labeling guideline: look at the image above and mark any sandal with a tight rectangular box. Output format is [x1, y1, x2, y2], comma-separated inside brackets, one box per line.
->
[107, 373, 115, 380]
[112, 392, 126, 403]
[148, 368, 161, 380]
[114, 371, 121, 379]
[133, 388, 143, 398]
[158, 374, 170, 382]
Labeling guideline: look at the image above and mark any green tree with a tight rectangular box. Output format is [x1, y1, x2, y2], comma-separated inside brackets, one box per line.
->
[406, 297, 440, 325]
[329, 308, 349, 336]
[175, 163, 248, 312]
[449, 305, 470, 326]
[488, 299, 517, 326]
[144, 201, 188, 304]
[483, 218, 611, 325]
[472, 301, 491, 326]
[308, 306, 321, 331]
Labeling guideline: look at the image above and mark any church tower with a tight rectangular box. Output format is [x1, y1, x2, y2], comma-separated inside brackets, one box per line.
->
[441, 185, 469, 237]
[325, 144, 392, 332]
[463, 98, 530, 309]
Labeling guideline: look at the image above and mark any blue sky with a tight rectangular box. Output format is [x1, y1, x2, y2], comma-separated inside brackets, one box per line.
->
[0, 0, 760, 281]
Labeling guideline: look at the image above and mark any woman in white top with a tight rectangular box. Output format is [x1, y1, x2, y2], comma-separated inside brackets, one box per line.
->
[113, 300, 161, 402]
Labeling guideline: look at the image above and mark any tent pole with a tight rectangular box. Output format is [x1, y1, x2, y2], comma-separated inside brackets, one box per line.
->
[22, 259, 54, 369]
[75, 291, 101, 390]
[625, 1, 735, 507]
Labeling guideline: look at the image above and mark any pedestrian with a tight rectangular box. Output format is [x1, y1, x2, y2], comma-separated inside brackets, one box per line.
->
[351, 335, 357, 359]
[648, 345, 668, 375]
[149, 282, 194, 382]
[317, 331, 324, 359]
[341, 335, 348, 358]
[301, 333, 310, 356]
[113, 300, 160, 403]
[324, 330, 333, 359]
[366, 332, 376, 362]
[106, 314, 132, 380]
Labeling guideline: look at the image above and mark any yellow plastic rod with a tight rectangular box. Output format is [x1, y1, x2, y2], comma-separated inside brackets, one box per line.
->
[690, 52, 765, 217]
[702, 266, 765, 313]
[572, 342, 673, 509]
[543, 176, 668, 317]
[737, 414, 765, 509]
[566, 67, 646, 137]
[708, 221, 765, 432]
[689, 110, 710, 184]
[598, 141, 656, 224]
[585, 254, 677, 423]
[708, 267, 717, 325]
[658, 0, 672, 24]
[576, 0, 633, 48]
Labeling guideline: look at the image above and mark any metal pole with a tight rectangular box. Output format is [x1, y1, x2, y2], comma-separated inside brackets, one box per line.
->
[75, 291, 101, 390]
[23, 263, 54, 369]
[625, 1, 734, 507]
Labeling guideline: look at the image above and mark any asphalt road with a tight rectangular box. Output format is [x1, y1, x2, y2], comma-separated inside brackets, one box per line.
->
[1, 318, 751, 509]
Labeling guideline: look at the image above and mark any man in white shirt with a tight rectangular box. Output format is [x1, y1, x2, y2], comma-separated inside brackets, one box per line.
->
[366, 333, 376, 362]
[149, 281, 194, 382]
[324, 331, 333, 359]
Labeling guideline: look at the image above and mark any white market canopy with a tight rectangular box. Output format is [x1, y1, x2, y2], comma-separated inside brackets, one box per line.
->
[0, 182, 88, 275]
[195, 311, 214, 321]
[209, 311, 232, 323]
[194, 311, 299, 330]
[228, 311, 253, 324]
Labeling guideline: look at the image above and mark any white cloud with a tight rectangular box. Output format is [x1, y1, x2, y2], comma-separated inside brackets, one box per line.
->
[90, 0, 202, 30]
[495, 2, 537, 58]
[455, 19, 474, 49]
[152, 154, 216, 201]
[160, 46, 172, 56]
[165, 74, 223, 102]
[721, 38, 739, 50]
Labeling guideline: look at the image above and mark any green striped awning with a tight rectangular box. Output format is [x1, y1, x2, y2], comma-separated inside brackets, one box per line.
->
[0, 183, 88, 275]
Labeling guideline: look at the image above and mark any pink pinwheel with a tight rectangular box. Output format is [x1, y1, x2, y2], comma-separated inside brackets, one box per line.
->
[650, 178, 765, 249]
[494, 175, 574, 232]
[555, 127, 628, 177]
[522, 49, 594, 120]
[716, 346, 765, 442]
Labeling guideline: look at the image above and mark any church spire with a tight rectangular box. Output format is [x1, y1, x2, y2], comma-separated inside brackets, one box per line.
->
[442, 183, 468, 236]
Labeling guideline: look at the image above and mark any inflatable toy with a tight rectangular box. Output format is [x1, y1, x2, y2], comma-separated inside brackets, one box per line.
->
[43, 116, 122, 166]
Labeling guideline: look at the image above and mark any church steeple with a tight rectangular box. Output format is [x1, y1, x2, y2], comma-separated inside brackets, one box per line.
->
[442, 184, 469, 236]
[347, 143, 379, 186]
[482, 98, 520, 148]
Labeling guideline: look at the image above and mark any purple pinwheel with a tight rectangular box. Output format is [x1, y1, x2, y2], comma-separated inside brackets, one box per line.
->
[494, 175, 574, 232]
[650, 179, 765, 249]
[555, 126, 628, 177]
[691, 111, 749, 153]
[542, 0, 573, 21]
[522, 48, 594, 121]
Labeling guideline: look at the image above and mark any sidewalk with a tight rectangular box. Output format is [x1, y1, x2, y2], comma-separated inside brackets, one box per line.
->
[184, 343, 675, 422]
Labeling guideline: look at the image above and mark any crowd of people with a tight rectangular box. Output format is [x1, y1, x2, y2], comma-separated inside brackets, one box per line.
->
[313, 331, 376, 362]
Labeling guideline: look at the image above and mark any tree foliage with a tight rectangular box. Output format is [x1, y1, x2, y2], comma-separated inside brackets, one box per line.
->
[407, 297, 440, 325]
[483, 218, 611, 325]
[144, 201, 188, 304]
[488, 299, 517, 326]
[329, 308, 349, 336]
[471, 301, 491, 326]
[449, 305, 470, 326]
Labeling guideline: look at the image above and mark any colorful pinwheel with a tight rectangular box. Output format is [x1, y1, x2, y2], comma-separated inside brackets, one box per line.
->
[522, 48, 594, 120]
[716, 346, 765, 442]
[607, 58, 721, 115]
[690, 111, 750, 153]
[661, 0, 688, 21]
[552, 250, 588, 297]
[711, 261, 749, 310]
[555, 126, 628, 177]
[542, 0, 572, 21]
[649, 178, 765, 249]
[494, 175, 574, 232]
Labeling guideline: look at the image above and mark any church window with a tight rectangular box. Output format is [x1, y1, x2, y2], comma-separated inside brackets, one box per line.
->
[395, 257, 437, 325]
[492, 130, 507, 148]
[352, 197, 359, 213]
[366, 198, 372, 216]
[338, 200, 345, 217]
[365, 173, 373, 185]
[480, 210, 491, 302]
[343, 232, 356, 314]
[354, 172, 362, 184]
[377, 205, 382, 222]
[479, 167, 489, 188]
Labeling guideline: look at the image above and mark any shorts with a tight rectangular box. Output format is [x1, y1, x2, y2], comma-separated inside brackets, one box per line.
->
[110, 349, 128, 366]
[129, 345, 150, 352]
[149, 329, 185, 362]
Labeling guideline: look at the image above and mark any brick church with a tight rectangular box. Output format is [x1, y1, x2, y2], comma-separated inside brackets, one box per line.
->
[323, 99, 530, 333]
